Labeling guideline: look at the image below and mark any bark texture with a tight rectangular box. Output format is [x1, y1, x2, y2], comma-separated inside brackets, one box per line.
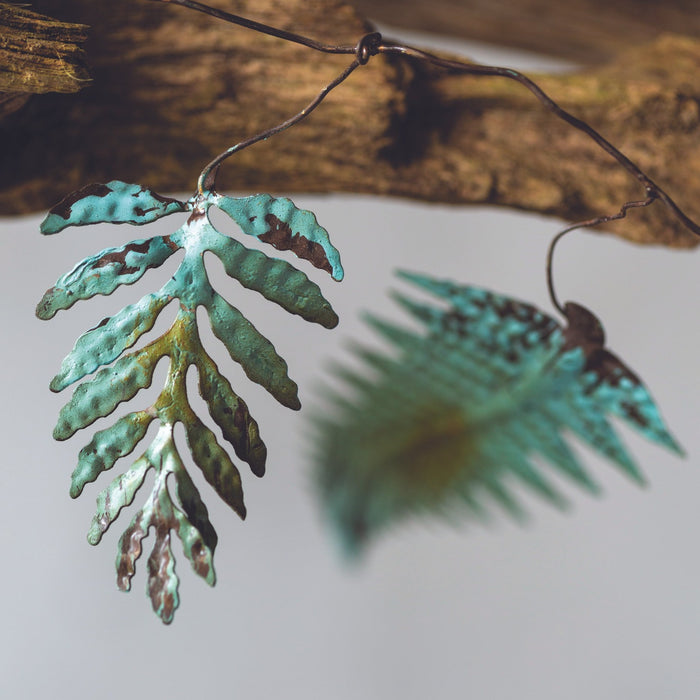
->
[0, 3, 89, 100]
[1, 0, 699, 247]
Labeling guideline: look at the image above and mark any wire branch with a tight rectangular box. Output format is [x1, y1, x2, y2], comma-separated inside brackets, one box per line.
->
[5, 0, 700, 250]
[160, 0, 700, 241]
[546, 196, 658, 314]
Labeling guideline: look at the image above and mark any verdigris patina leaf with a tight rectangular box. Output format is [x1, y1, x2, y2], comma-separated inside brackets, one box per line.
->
[38, 182, 342, 622]
[35, 237, 178, 319]
[312, 271, 682, 556]
[216, 193, 344, 280]
[40, 180, 187, 234]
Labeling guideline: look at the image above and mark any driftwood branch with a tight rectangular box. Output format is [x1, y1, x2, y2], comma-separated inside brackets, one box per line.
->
[0, 2, 89, 113]
[2, 0, 700, 247]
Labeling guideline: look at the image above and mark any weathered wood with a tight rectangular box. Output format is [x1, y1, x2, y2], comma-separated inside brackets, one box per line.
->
[0, 3, 89, 94]
[354, 0, 700, 64]
[2, 0, 699, 247]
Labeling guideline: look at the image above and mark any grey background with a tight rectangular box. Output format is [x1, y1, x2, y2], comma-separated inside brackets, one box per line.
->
[2, 30, 700, 700]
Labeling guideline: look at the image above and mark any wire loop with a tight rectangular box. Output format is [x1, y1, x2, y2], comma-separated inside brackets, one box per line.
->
[356, 32, 382, 65]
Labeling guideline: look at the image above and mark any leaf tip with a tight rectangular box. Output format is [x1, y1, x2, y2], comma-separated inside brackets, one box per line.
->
[49, 376, 64, 393]
[52, 424, 70, 441]
[249, 449, 267, 478]
[39, 214, 66, 235]
[323, 309, 340, 329]
[662, 432, 685, 458]
[35, 291, 57, 320]
[87, 521, 104, 546]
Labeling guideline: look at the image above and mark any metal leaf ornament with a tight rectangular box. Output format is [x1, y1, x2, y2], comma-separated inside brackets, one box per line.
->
[37, 180, 342, 623]
[313, 271, 682, 556]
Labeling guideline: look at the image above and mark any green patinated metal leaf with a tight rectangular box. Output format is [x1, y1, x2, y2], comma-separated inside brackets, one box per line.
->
[196, 354, 267, 477]
[312, 271, 682, 556]
[183, 415, 246, 519]
[116, 507, 150, 592]
[116, 435, 217, 622]
[71, 410, 154, 498]
[51, 292, 172, 391]
[206, 231, 339, 328]
[36, 236, 179, 319]
[173, 462, 218, 578]
[88, 455, 151, 545]
[40, 180, 187, 234]
[38, 183, 342, 623]
[147, 529, 180, 624]
[53, 340, 164, 440]
[206, 291, 301, 409]
[215, 192, 344, 280]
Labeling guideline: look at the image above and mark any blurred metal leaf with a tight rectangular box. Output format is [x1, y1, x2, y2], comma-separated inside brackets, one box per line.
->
[37, 182, 342, 623]
[312, 271, 682, 556]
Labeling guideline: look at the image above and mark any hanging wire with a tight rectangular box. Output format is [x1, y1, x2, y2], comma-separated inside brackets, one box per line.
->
[545, 195, 658, 315]
[197, 32, 382, 192]
[151, 0, 359, 54]
[151, 0, 700, 308]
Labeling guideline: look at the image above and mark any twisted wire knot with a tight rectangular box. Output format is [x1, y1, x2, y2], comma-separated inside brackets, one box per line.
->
[355, 32, 382, 65]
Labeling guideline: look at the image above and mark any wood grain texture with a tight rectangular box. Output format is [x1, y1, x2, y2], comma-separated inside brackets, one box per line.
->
[0, 2, 89, 95]
[2, 0, 699, 247]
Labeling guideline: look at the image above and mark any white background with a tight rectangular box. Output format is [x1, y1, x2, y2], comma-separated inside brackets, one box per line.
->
[2, 28, 700, 700]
